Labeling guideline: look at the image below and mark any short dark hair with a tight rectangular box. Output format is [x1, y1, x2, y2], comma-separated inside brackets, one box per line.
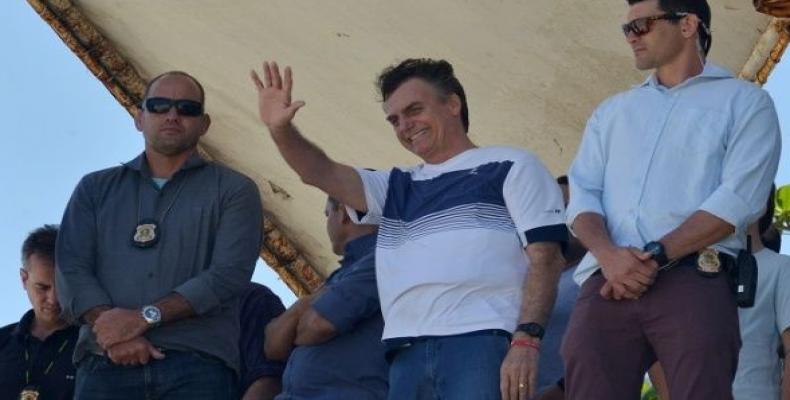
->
[627, 0, 712, 56]
[758, 184, 777, 236]
[377, 59, 469, 132]
[141, 71, 206, 105]
[21, 224, 58, 267]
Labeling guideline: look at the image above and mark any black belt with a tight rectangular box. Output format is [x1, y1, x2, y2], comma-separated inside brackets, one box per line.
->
[659, 250, 736, 274]
[383, 329, 511, 361]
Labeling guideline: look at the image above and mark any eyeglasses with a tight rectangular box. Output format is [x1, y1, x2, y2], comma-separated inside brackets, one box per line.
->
[621, 12, 689, 37]
[142, 97, 204, 117]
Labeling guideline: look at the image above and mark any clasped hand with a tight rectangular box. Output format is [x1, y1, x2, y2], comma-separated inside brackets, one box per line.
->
[599, 246, 658, 300]
[93, 307, 162, 366]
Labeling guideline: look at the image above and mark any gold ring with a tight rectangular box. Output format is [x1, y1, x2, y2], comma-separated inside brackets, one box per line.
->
[518, 383, 526, 389]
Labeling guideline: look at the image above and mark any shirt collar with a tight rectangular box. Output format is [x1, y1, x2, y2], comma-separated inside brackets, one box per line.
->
[640, 61, 733, 89]
[340, 233, 377, 267]
[123, 151, 208, 177]
[11, 309, 36, 339]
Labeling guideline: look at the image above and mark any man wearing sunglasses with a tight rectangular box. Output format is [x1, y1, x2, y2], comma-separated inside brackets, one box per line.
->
[562, 0, 781, 398]
[56, 71, 264, 399]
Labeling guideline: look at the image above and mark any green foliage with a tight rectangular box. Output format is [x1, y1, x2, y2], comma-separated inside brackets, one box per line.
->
[641, 381, 659, 400]
[776, 184, 790, 232]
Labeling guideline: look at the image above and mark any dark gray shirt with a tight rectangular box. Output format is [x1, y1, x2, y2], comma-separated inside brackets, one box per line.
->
[55, 152, 262, 372]
[277, 233, 388, 400]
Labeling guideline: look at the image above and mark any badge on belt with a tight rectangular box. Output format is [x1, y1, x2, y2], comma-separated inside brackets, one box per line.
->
[696, 248, 721, 277]
[19, 386, 39, 400]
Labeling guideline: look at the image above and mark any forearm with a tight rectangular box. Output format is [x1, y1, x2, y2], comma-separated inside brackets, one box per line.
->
[519, 243, 565, 328]
[81, 305, 111, 326]
[264, 297, 312, 360]
[269, 124, 366, 211]
[242, 377, 282, 400]
[270, 124, 334, 186]
[294, 308, 337, 346]
[154, 292, 195, 324]
[571, 212, 616, 259]
[563, 236, 587, 269]
[659, 210, 734, 259]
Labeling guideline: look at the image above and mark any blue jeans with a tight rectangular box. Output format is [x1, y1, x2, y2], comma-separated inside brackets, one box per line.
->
[75, 350, 237, 400]
[386, 331, 510, 400]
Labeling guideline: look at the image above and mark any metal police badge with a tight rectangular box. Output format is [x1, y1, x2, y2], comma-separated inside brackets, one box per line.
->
[19, 386, 39, 400]
[132, 218, 160, 248]
[696, 247, 721, 277]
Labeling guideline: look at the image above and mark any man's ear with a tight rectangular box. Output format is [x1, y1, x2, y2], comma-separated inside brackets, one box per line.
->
[199, 114, 212, 137]
[133, 107, 144, 132]
[20, 268, 28, 289]
[447, 93, 462, 117]
[680, 14, 700, 39]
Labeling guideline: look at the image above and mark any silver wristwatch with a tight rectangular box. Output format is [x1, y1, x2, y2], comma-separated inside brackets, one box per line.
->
[141, 305, 162, 326]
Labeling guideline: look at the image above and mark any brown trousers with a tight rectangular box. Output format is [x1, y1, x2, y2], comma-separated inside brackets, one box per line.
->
[561, 263, 741, 400]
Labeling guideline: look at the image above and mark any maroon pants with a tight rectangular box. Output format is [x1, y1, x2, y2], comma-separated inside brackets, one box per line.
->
[561, 264, 741, 400]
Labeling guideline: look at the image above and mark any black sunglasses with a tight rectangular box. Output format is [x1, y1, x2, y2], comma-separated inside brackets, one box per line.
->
[142, 97, 204, 117]
[621, 12, 688, 37]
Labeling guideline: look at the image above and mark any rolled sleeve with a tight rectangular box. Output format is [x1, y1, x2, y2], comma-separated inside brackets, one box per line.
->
[55, 176, 112, 320]
[567, 109, 607, 228]
[698, 91, 781, 232]
[174, 178, 262, 315]
[311, 257, 379, 335]
[697, 186, 752, 229]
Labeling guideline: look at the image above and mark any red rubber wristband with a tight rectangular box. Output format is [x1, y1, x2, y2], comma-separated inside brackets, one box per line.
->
[510, 339, 540, 350]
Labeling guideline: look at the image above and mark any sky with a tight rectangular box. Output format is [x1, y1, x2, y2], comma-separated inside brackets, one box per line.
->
[0, 2, 788, 326]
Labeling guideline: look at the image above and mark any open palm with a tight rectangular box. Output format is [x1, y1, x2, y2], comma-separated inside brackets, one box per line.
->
[250, 61, 305, 130]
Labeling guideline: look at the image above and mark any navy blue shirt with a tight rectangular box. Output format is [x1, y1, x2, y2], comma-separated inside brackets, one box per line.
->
[239, 282, 286, 394]
[277, 233, 388, 399]
[0, 310, 79, 400]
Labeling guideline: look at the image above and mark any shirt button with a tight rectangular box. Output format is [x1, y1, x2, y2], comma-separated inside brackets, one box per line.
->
[147, 273, 154, 278]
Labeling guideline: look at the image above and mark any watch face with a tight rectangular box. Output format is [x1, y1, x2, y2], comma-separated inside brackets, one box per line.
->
[143, 306, 161, 323]
[645, 242, 662, 256]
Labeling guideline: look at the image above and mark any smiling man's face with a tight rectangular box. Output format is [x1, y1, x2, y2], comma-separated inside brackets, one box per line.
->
[383, 78, 463, 163]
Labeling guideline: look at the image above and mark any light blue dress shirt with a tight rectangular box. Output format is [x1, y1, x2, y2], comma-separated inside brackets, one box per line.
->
[567, 62, 781, 285]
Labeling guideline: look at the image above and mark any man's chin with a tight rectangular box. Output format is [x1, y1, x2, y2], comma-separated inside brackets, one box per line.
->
[634, 59, 654, 71]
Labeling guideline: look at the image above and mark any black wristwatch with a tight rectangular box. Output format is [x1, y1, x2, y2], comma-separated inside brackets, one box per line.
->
[643, 241, 669, 266]
[515, 322, 545, 340]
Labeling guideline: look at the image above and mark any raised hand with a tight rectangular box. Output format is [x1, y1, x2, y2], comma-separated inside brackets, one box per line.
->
[250, 61, 306, 132]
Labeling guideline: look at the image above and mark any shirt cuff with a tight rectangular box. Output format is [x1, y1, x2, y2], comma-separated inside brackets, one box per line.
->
[174, 278, 220, 315]
[698, 186, 751, 231]
[524, 224, 569, 252]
